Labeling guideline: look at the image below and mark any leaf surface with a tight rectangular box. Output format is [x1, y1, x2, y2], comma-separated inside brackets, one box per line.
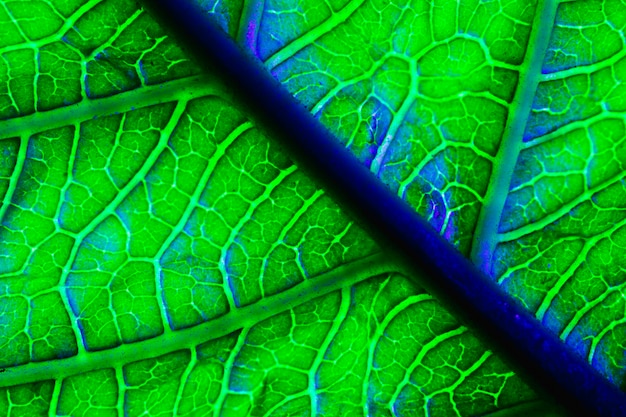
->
[204, 0, 626, 387]
[0, 0, 550, 416]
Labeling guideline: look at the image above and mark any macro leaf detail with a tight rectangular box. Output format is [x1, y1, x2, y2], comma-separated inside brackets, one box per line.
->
[1, 0, 622, 416]
[207, 0, 626, 386]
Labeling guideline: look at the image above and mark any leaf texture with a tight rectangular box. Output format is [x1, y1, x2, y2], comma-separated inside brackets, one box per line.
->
[0, 0, 552, 416]
[6, 0, 626, 416]
[202, 0, 626, 387]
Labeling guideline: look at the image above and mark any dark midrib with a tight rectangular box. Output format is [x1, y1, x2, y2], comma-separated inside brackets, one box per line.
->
[139, 1, 626, 416]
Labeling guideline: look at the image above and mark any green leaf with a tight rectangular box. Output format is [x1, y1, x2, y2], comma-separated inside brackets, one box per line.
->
[0, 0, 610, 415]
[202, 0, 626, 387]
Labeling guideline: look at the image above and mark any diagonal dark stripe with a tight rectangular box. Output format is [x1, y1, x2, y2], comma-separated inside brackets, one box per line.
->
[139, 1, 626, 415]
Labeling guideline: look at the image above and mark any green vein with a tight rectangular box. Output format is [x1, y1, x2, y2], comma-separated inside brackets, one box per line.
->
[470, 0, 560, 273]
[539, 42, 626, 82]
[308, 285, 352, 416]
[387, 325, 468, 410]
[217, 162, 298, 308]
[0, 135, 27, 224]
[258, 188, 324, 296]
[588, 317, 626, 366]
[237, 0, 265, 50]
[499, 168, 626, 243]
[364, 289, 432, 415]
[153, 121, 254, 320]
[0, 75, 227, 140]
[536, 215, 626, 320]
[370, 59, 417, 176]
[263, 0, 366, 70]
[0, 252, 394, 389]
[0, 0, 102, 55]
[172, 346, 196, 416]
[522, 112, 626, 150]
[48, 100, 189, 350]
[560, 281, 626, 341]
[213, 327, 249, 415]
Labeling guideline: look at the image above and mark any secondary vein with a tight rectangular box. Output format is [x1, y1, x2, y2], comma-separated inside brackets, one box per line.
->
[469, 0, 560, 274]
[0, 253, 395, 389]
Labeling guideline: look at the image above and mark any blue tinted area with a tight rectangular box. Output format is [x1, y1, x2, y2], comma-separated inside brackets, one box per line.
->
[138, 59, 148, 83]
[72, 217, 127, 271]
[591, 340, 622, 386]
